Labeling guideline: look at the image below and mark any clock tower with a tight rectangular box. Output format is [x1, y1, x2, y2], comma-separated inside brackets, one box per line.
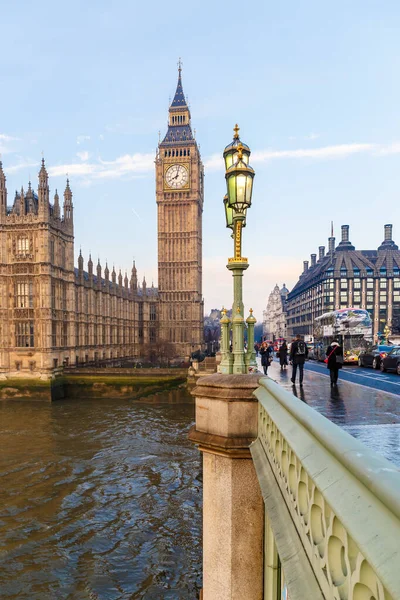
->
[156, 64, 204, 357]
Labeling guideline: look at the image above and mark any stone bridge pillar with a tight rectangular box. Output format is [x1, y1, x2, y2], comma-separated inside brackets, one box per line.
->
[189, 373, 263, 600]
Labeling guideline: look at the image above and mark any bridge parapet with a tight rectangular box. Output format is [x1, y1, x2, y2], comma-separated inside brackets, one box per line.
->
[252, 377, 400, 600]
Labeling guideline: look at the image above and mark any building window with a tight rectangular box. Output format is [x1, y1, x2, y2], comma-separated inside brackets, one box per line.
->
[16, 321, 34, 347]
[17, 237, 29, 255]
[138, 303, 143, 320]
[150, 328, 156, 343]
[150, 305, 157, 321]
[50, 239, 55, 263]
[51, 283, 56, 309]
[15, 281, 34, 308]
[353, 278, 361, 289]
[52, 322, 57, 347]
[61, 245, 66, 268]
[62, 322, 68, 346]
[61, 283, 67, 310]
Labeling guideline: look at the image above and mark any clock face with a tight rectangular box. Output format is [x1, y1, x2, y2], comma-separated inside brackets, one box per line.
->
[165, 164, 189, 189]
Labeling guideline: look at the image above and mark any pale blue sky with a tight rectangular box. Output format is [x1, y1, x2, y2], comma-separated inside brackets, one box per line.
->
[1, 0, 400, 318]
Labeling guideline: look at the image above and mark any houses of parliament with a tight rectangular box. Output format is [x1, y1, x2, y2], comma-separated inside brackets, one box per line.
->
[0, 67, 204, 377]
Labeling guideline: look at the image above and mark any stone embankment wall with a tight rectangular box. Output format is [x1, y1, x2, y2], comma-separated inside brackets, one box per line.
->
[0, 368, 189, 402]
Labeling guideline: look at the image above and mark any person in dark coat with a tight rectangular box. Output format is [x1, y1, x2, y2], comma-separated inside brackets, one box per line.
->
[279, 341, 288, 370]
[259, 341, 273, 375]
[326, 340, 343, 386]
[289, 334, 308, 386]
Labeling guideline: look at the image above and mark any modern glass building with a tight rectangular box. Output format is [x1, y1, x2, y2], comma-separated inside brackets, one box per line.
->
[286, 224, 400, 341]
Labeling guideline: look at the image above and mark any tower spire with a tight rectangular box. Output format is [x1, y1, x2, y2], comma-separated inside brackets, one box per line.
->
[170, 59, 187, 108]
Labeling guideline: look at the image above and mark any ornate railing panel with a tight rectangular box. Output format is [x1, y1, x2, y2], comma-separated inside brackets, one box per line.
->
[253, 377, 400, 600]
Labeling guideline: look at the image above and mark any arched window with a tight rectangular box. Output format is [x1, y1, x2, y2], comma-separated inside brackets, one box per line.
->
[184, 149, 186, 156]
[188, 149, 190, 156]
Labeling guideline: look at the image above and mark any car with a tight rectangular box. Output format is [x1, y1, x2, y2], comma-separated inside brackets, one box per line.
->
[358, 344, 394, 369]
[380, 346, 400, 374]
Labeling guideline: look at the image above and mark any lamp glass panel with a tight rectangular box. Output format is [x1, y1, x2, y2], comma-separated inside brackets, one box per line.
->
[236, 173, 247, 207]
[224, 150, 236, 170]
[225, 203, 234, 228]
[246, 176, 253, 207]
[228, 175, 236, 207]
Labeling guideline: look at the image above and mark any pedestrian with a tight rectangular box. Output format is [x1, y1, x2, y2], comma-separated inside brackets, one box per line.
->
[289, 334, 308, 386]
[325, 340, 344, 387]
[279, 340, 288, 370]
[260, 341, 273, 375]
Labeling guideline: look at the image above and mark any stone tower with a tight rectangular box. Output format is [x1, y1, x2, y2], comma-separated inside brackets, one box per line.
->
[0, 160, 75, 376]
[156, 64, 204, 357]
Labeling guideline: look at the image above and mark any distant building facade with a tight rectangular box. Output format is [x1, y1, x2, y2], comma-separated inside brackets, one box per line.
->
[156, 65, 204, 357]
[286, 224, 400, 341]
[263, 284, 289, 340]
[0, 161, 158, 378]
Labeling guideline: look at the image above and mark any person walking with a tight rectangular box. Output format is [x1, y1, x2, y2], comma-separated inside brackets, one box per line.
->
[289, 334, 308, 386]
[279, 340, 288, 370]
[326, 340, 343, 386]
[260, 341, 273, 375]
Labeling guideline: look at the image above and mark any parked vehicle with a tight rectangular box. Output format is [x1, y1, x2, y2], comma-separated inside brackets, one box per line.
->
[358, 344, 394, 369]
[380, 347, 400, 374]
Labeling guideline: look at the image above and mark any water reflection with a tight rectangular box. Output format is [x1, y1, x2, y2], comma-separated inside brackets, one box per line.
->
[291, 385, 306, 403]
[0, 395, 201, 599]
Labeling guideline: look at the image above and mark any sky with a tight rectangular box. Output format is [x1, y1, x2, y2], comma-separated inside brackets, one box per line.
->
[1, 0, 400, 320]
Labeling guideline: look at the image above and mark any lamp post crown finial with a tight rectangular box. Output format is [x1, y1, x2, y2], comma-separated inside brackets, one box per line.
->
[249, 308, 253, 314]
[233, 124, 240, 139]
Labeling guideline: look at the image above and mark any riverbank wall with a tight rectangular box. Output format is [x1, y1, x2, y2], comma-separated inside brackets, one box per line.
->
[0, 368, 189, 402]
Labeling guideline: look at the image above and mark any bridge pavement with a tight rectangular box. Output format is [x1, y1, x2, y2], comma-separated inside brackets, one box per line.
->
[257, 357, 400, 467]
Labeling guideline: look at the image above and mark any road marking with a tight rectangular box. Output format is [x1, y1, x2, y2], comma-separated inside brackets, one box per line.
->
[304, 361, 400, 388]
[302, 368, 400, 399]
[350, 372, 400, 387]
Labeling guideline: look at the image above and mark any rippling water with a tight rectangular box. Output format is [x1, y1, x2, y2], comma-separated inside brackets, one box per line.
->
[0, 394, 202, 599]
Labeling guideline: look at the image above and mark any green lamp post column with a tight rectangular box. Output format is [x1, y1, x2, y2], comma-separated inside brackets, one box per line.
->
[219, 307, 233, 374]
[223, 126, 256, 374]
[245, 308, 257, 371]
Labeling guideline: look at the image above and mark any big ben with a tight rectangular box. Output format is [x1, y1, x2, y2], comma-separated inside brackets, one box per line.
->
[156, 63, 204, 357]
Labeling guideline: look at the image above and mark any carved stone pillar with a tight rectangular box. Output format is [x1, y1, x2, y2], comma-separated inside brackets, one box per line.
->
[189, 373, 263, 600]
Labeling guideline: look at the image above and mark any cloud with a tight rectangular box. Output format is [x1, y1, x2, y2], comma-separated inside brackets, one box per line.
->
[375, 142, 400, 156]
[204, 141, 400, 172]
[76, 135, 91, 145]
[6, 160, 38, 174]
[47, 152, 154, 181]
[0, 134, 19, 142]
[76, 151, 90, 161]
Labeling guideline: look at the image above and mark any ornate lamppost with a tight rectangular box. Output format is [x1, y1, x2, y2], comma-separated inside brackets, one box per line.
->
[219, 125, 257, 374]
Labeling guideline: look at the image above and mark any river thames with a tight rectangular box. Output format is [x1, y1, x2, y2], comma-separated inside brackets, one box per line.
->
[0, 393, 201, 599]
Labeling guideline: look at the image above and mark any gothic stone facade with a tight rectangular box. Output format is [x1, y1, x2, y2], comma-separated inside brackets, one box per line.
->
[156, 67, 204, 357]
[262, 284, 289, 341]
[286, 224, 400, 341]
[0, 161, 158, 378]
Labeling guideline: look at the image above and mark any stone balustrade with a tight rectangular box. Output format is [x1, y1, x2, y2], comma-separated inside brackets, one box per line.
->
[190, 373, 400, 600]
[252, 377, 400, 600]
